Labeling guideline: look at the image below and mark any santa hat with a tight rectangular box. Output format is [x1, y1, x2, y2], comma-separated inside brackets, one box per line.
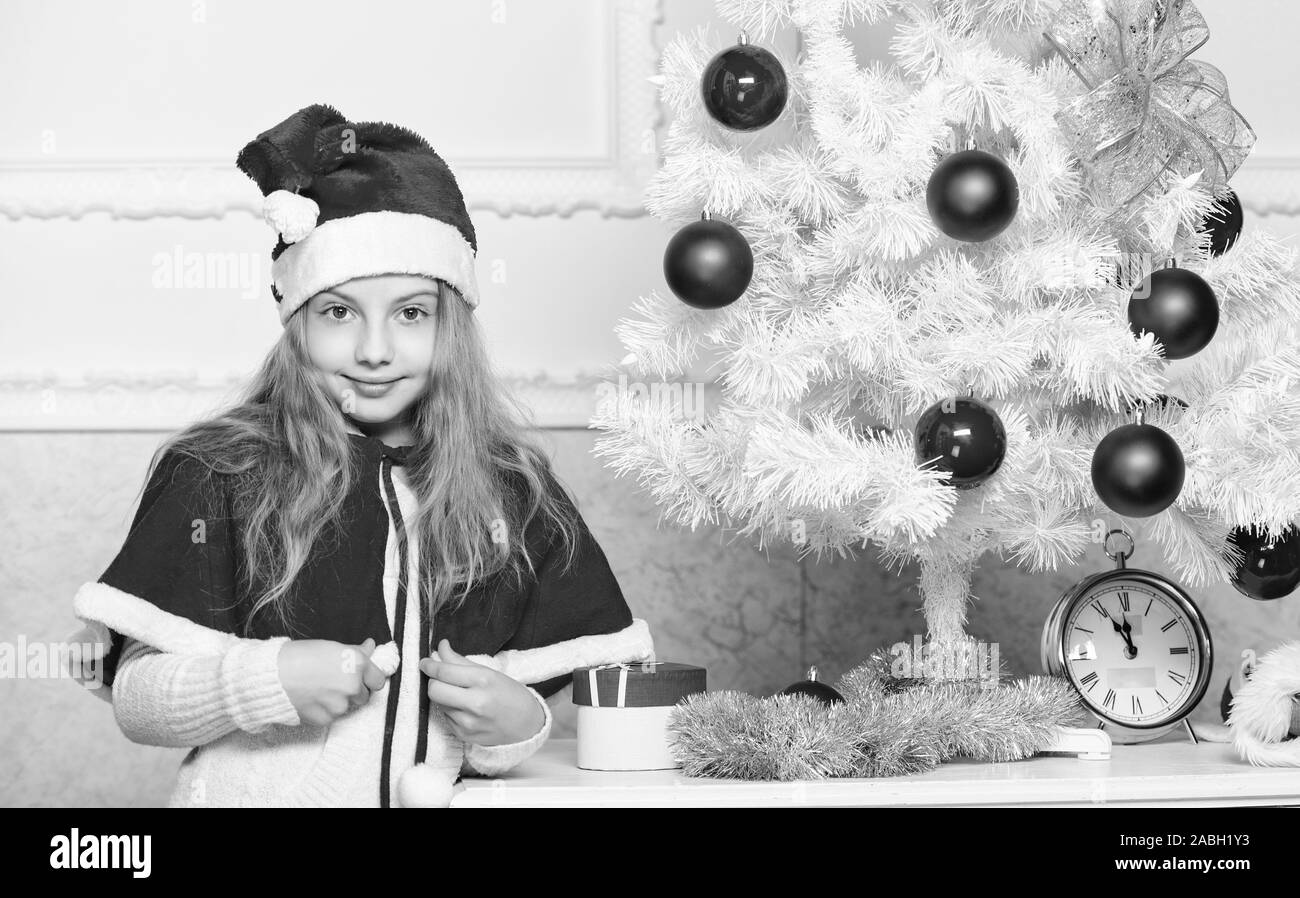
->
[1229, 640, 1300, 767]
[236, 103, 479, 325]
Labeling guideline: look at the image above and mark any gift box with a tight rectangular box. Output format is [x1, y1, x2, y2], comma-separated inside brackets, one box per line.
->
[571, 661, 707, 770]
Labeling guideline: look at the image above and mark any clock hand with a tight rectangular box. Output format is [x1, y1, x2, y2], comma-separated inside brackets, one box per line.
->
[1110, 615, 1137, 657]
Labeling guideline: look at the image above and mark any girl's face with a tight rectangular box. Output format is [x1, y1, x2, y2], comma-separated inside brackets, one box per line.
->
[302, 274, 438, 437]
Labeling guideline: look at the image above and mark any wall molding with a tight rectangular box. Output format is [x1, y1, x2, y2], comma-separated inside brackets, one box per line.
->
[5, 152, 1296, 223]
[0, 0, 664, 221]
[0, 370, 625, 431]
[1233, 157, 1300, 216]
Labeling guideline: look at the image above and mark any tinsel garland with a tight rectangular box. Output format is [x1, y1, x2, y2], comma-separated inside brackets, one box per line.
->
[667, 649, 1084, 780]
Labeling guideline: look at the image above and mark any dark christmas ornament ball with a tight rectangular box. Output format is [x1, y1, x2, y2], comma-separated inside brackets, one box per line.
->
[701, 41, 788, 131]
[1227, 524, 1300, 601]
[779, 666, 844, 706]
[663, 216, 753, 309]
[925, 149, 1020, 242]
[1201, 189, 1244, 257]
[1091, 422, 1185, 517]
[1128, 267, 1219, 360]
[914, 394, 1008, 489]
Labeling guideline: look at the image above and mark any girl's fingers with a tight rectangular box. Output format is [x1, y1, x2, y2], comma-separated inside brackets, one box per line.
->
[425, 676, 476, 712]
[442, 712, 469, 741]
[420, 657, 483, 687]
[436, 638, 480, 665]
[440, 706, 484, 741]
[361, 660, 389, 692]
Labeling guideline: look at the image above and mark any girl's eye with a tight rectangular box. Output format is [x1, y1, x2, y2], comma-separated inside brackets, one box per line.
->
[319, 304, 427, 322]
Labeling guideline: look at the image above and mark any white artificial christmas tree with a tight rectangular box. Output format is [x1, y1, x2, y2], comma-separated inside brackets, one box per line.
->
[592, 0, 1299, 665]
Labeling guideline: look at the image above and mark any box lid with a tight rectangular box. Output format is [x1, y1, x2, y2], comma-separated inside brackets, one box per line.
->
[571, 661, 707, 707]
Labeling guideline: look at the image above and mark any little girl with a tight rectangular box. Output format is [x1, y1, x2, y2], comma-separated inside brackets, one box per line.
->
[66, 103, 655, 807]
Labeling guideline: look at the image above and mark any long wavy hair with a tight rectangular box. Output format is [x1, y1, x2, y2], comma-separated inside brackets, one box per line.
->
[136, 278, 580, 632]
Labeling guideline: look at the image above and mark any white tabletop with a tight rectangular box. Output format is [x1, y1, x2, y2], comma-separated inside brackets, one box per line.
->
[451, 736, 1300, 807]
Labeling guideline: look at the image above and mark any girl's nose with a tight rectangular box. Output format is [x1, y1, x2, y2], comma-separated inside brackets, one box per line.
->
[356, 322, 394, 364]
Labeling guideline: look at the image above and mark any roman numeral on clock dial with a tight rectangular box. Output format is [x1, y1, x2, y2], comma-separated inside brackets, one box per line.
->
[1079, 671, 1098, 691]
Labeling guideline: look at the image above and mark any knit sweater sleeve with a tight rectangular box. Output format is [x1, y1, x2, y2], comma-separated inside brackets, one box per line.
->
[460, 684, 553, 777]
[111, 635, 301, 748]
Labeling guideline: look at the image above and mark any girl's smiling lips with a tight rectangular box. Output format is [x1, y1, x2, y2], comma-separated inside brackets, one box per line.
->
[343, 374, 405, 397]
[344, 375, 403, 385]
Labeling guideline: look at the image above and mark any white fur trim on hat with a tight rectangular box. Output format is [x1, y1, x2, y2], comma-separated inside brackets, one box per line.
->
[1229, 640, 1300, 767]
[271, 210, 480, 324]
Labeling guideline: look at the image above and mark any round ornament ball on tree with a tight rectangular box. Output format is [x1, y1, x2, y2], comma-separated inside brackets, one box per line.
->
[1201, 188, 1244, 257]
[663, 215, 753, 309]
[1091, 420, 1185, 517]
[701, 37, 788, 132]
[914, 394, 1008, 489]
[1128, 267, 1219, 360]
[1228, 524, 1300, 601]
[925, 149, 1020, 242]
[778, 666, 844, 706]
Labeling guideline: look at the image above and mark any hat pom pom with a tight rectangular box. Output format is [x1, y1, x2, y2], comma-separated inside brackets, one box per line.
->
[263, 189, 319, 243]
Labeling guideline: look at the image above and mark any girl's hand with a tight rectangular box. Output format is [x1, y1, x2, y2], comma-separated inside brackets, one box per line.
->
[277, 637, 392, 727]
[419, 639, 546, 746]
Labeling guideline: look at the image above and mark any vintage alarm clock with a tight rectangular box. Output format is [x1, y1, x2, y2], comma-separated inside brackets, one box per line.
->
[1042, 529, 1213, 745]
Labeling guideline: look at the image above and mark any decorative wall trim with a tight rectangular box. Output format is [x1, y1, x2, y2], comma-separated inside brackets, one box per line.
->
[0, 371, 628, 431]
[1234, 157, 1300, 217]
[5, 149, 1293, 221]
[0, 0, 664, 221]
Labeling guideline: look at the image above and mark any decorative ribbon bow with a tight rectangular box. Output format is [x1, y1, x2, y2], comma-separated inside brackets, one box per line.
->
[1044, 0, 1255, 209]
[587, 659, 663, 708]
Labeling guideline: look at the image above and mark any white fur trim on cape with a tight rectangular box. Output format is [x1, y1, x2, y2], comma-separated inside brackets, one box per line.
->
[64, 580, 247, 704]
[271, 210, 480, 324]
[1229, 640, 1300, 767]
[465, 618, 655, 686]
[67, 579, 653, 707]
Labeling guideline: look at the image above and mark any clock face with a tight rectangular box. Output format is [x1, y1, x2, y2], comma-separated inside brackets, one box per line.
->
[1061, 578, 1204, 727]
